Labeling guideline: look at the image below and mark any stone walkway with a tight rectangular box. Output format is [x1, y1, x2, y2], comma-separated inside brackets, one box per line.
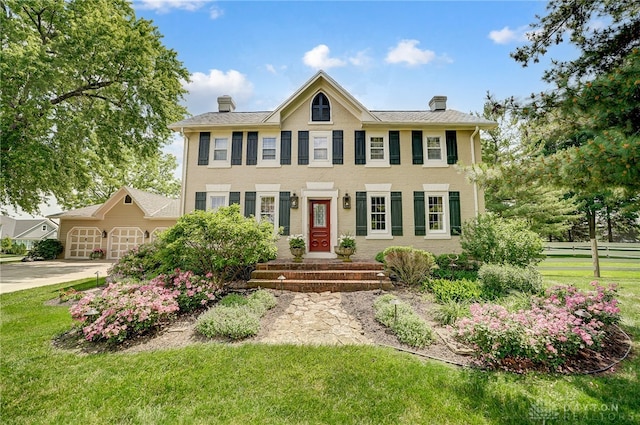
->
[258, 292, 371, 345]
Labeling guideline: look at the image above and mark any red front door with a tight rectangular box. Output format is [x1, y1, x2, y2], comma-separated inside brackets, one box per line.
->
[309, 200, 331, 252]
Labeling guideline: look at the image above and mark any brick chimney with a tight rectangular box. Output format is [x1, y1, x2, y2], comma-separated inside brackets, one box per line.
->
[429, 96, 447, 111]
[217, 95, 236, 113]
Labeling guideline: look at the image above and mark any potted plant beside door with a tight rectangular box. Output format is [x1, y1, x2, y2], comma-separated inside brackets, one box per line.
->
[336, 233, 356, 262]
[287, 234, 305, 263]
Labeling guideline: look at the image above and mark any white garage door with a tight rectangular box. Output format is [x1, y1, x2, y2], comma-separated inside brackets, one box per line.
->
[108, 227, 144, 260]
[67, 227, 102, 259]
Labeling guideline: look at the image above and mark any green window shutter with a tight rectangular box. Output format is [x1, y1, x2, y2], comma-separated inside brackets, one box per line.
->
[279, 192, 291, 235]
[355, 192, 367, 236]
[244, 192, 256, 217]
[229, 192, 240, 206]
[280, 131, 292, 165]
[231, 132, 243, 165]
[246, 132, 258, 165]
[389, 131, 400, 165]
[197, 132, 210, 165]
[195, 192, 206, 211]
[298, 131, 309, 165]
[355, 130, 366, 164]
[332, 130, 343, 164]
[449, 191, 461, 235]
[391, 191, 403, 236]
[412, 131, 423, 164]
[413, 191, 426, 236]
[446, 130, 458, 164]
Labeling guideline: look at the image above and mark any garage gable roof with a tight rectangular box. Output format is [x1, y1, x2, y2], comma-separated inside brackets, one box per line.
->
[48, 188, 180, 220]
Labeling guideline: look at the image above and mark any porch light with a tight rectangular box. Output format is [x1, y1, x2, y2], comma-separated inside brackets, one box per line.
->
[144, 230, 150, 239]
[343, 193, 351, 209]
[290, 193, 299, 209]
[102, 230, 107, 238]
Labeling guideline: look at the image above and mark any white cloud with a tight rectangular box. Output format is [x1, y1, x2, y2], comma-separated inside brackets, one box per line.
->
[135, 0, 220, 17]
[385, 39, 436, 66]
[349, 49, 373, 68]
[303, 45, 346, 70]
[488, 25, 530, 44]
[182, 69, 254, 115]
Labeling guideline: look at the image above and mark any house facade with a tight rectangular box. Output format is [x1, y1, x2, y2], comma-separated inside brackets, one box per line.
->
[170, 71, 495, 259]
[50, 187, 179, 260]
[0, 216, 58, 250]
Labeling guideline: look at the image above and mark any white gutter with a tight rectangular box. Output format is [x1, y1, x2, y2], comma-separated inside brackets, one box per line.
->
[180, 127, 188, 216]
[470, 126, 480, 217]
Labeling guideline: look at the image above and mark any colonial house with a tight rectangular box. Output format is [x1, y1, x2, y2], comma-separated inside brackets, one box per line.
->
[49, 187, 179, 260]
[171, 71, 495, 260]
[0, 216, 58, 250]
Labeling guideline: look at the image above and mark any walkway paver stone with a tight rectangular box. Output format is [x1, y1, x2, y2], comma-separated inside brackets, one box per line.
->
[259, 291, 371, 345]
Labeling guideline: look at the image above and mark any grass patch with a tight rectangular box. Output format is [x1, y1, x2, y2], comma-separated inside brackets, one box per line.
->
[1, 265, 639, 424]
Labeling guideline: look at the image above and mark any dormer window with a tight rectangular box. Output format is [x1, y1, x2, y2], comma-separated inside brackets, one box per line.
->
[311, 93, 331, 122]
[124, 195, 132, 204]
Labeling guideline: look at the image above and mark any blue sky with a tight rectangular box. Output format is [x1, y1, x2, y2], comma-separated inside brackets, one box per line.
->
[13, 0, 579, 218]
[134, 0, 567, 116]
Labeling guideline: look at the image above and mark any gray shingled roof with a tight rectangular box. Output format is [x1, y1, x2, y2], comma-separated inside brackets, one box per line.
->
[171, 111, 271, 128]
[170, 109, 494, 128]
[50, 188, 180, 219]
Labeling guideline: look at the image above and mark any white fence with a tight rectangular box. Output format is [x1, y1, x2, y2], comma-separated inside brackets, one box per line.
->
[544, 242, 640, 259]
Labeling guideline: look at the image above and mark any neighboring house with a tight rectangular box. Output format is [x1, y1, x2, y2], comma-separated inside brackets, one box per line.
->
[0, 216, 58, 250]
[169, 71, 496, 259]
[49, 187, 179, 260]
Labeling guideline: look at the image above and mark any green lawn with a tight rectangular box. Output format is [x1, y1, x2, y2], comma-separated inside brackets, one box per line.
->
[1, 266, 638, 425]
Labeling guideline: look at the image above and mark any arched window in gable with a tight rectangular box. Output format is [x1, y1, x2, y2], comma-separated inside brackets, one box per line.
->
[311, 93, 331, 122]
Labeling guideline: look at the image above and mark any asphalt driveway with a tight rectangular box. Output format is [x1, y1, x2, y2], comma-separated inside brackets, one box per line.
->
[0, 260, 114, 294]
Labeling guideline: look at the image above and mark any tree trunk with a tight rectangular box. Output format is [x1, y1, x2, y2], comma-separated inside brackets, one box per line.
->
[587, 207, 601, 278]
[606, 206, 613, 242]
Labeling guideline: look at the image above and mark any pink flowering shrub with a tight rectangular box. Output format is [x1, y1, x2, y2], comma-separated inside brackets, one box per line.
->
[150, 269, 220, 312]
[70, 282, 179, 343]
[455, 282, 620, 369]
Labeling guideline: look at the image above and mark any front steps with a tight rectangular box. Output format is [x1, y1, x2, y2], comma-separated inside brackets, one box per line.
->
[247, 259, 393, 292]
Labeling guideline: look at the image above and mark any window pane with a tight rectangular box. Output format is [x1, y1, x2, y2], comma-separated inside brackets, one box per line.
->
[262, 137, 276, 160]
[210, 196, 226, 211]
[214, 138, 228, 160]
[313, 204, 327, 227]
[312, 93, 330, 121]
[427, 137, 442, 160]
[370, 136, 384, 160]
[314, 137, 328, 160]
[260, 196, 275, 224]
[370, 196, 386, 231]
[428, 196, 444, 230]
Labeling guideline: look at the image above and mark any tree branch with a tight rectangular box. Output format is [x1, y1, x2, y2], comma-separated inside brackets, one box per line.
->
[50, 80, 116, 105]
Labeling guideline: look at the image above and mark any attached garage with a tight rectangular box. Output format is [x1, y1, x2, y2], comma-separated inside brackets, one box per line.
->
[50, 187, 179, 261]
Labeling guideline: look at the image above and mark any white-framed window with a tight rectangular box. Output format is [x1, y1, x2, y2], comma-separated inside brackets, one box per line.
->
[309, 131, 332, 167]
[257, 134, 279, 167]
[424, 133, 447, 167]
[423, 184, 450, 239]
[205, 184, 230, 212]
[310, 92, 331, 122]
[213, 138, 228, 161]
[255, 184, 280, 234]
[259, 195, 276, 224]
[210, 195, 226, 211]
[365, 184, 393, 239]
[365, 133, 389, 167]
[262, 137, 276, 160]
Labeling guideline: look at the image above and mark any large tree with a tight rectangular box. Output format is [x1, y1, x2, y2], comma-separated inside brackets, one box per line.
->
[63, 148, 181, 208]
[0, 0, 189, 214]
[499, 0, 640, 275]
